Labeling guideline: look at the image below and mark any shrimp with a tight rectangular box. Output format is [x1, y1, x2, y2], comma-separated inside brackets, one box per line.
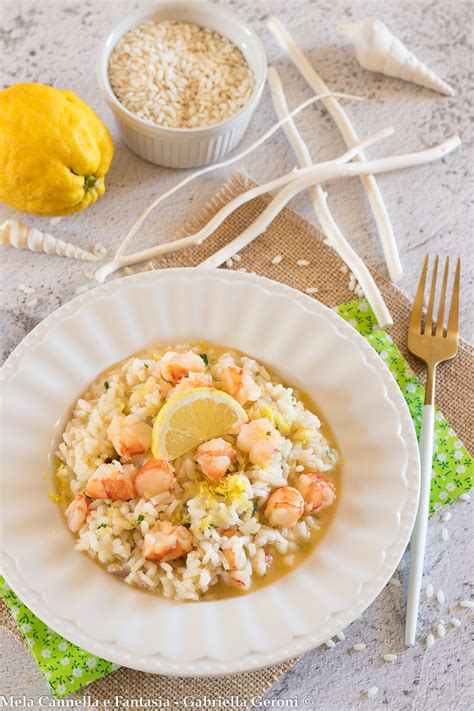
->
[168, 370, 214, 397]
[107, 414, 152, 460]
[195, 438, 236, 481]
[264, 486, 305, 527]
[142, 520, 193, 562]
[160, 351, 206, 383]
[221, 365, 261, 405]
[236, 418, 282, 465]
[65, 494, 88, 532]
[85, 462, 136, 500]
[297, 473, 335, 514]
[228, 568, 251, 589]
[134, 459, 176, 499]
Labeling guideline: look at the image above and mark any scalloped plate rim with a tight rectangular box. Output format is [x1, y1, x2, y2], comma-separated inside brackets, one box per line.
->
[0, 268, 420, 676]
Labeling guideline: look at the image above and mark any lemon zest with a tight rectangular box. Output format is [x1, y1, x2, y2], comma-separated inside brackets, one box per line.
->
[258, 405, 275, 425]
[259, 405, 291, 436]
[273, 412, 291, 436]
[293, 427, 315, 444]
[198, 474, 251, 512]
[146, 404, 162, 417]
[198, 514, 214, 532]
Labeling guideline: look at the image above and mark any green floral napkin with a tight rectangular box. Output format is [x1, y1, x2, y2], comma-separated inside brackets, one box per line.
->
[0, 580, 118, 696]
[1, 298, 472, 699]
[337, 300, 473, 510]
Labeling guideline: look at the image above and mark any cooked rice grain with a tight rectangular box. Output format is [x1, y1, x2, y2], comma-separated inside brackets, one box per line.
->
[57, 345, 338, 601]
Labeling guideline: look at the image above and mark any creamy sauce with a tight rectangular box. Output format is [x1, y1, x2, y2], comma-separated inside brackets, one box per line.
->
[55, 342, 340, 601]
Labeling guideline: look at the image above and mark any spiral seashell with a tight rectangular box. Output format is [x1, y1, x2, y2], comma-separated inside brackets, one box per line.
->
[0, 220, 99, 261]
[338, 17, 455, 96]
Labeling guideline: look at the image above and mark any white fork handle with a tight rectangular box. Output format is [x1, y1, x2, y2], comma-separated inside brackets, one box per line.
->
[405, 404, 435, 646]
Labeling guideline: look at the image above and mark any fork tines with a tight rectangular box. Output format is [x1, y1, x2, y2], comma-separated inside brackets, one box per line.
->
[410, 255, 461, 338]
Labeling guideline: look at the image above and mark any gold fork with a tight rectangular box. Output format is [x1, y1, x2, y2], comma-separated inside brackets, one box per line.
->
[405, 255, 461, 646]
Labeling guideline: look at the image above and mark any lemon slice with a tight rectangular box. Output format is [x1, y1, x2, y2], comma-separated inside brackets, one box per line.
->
[152, 387, 247, 461]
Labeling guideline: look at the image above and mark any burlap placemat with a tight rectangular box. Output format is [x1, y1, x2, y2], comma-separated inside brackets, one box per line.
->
[146, 172, 473, 453]
[2, 173, 472, 704]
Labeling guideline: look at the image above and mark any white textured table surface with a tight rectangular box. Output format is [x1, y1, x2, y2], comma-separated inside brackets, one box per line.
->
[0, 0, 472, 709]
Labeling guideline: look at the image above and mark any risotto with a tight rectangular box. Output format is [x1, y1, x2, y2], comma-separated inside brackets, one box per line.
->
[56, 344, 339, 601]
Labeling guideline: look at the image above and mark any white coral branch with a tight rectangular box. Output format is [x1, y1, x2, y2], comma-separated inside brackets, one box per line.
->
[197, 137, 460, 276]
[265, 66, 392, 328]
[268, 16, 402, 282]
[109, 90, 364, 263]
[95, 136, 460, 282]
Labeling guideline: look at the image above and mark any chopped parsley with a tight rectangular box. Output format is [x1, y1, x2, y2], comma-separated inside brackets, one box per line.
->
[144, 363, 149, 369]
[104, 381, 110, 390]
[137, 514, 145, 523]
[199, 353, 209, 365]
[97, 523, 107, 529]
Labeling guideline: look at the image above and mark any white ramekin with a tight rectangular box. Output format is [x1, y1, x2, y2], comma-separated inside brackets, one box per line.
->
[97, 1, 267, 169]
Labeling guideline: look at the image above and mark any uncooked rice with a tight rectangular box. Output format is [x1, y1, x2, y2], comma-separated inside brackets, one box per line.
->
[108, 20, 255, 129]
[56, 344, 338, 601]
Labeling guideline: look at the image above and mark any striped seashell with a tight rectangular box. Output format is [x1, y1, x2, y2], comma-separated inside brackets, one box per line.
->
[0, 220, 99, 261]
[338, 18, 455, 96]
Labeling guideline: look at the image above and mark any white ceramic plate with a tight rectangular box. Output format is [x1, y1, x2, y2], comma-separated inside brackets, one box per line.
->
[1, 269, 419, 676]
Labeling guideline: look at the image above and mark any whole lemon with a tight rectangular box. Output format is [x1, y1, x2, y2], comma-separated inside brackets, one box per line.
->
[0, 83, 114, 216]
